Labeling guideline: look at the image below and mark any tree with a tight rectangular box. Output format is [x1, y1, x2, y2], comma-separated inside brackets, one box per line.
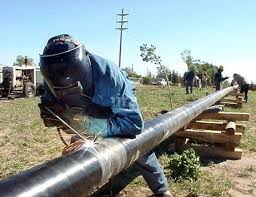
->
[122, 66, 141, 78]
[156, 65, 171, 79]
[181, 49, 193, 68]
[181, 50, 220, 87]
[171, 70, 179, 84]
[140, 43, 173, 109]
[140, 44, 161, 65]
[14, 55, 35, 66]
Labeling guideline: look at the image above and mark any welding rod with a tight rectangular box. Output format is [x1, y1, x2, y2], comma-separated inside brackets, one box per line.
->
[44, 105, 87, 141]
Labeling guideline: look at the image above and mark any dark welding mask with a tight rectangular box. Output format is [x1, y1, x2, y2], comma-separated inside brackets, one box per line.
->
[40, 34, 94, 108]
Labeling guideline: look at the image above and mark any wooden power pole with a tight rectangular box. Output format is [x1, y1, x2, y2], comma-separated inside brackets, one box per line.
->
[116, 9, 128, 68]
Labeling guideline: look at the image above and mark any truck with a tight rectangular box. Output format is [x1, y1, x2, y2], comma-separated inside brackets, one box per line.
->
[0, 65, 43, 98]
[156, 78, 167, 86]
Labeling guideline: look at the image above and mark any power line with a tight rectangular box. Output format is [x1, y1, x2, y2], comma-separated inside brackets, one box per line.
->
[116, 8, 128, 68]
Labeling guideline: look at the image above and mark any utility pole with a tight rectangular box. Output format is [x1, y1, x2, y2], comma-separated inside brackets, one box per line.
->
[116, 9, 128, 68]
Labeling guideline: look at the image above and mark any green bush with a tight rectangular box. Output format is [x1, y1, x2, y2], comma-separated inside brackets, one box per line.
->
[142, 77, 151, 84]
[168, 148, 201, 181]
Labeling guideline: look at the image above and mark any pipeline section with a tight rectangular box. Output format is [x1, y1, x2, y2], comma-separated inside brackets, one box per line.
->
[0, 87, 234, 197]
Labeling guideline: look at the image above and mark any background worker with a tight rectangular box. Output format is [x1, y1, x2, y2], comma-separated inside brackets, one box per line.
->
[38, 34, 173, 197]
[184, 66, 195, 94]
[214, 65, 229, 91]
[231, 73, 249, 102]
[202, 72, 209, 88]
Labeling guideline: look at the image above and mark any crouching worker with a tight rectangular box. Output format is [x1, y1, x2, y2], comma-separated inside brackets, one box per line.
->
[38, 34, 173, 197]
[231, 73, 249, 103]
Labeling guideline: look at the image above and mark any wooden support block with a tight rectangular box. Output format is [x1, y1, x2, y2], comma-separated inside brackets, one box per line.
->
[197, 112, 250, 121]
[225, 143, 236, 151]
[184, 144, 242, 159]
[226, 121, 236, 135]
[221, 98, 238, 103]
[220, 101, 241, 108]
[237, 98, 246, 104]
[236, 97, 243, 104]
[221, 97, 245, 104]
[188, 121, 246, 133]
[225, 121, 237, 151]
[174, 137, 186, 153]
[229, 92, 244, 97]
[176, 129, 242, 144]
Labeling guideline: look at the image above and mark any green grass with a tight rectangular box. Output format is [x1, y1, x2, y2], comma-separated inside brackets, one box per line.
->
[137, 85, 214, 119]
[0, 85, 255, 196]
[0, 97, 63, 178]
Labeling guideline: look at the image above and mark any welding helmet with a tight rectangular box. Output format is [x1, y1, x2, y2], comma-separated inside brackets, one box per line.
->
[40, 34, 93, 99]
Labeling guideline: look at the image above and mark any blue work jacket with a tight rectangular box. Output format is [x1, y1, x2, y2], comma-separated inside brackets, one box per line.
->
[41, 54, 144, 137]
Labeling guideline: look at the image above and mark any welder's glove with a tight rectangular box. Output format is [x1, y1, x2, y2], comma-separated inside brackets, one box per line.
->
[84, 116, 137, 139]
[60, 108, 85, 134]
[85, 103, 113, 119]
[84, 117, 109, 137]
[38, 102, 66, 128]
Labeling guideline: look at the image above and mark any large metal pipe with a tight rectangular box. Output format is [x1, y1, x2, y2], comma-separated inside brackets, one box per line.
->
[0, 87, 234, 197]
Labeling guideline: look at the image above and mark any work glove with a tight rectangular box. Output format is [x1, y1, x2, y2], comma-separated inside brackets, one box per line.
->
[84, 117, 136, 139]
[38, 102, 66, 128]
[85, 103, 113, 119]
[84, 117, 109, 137]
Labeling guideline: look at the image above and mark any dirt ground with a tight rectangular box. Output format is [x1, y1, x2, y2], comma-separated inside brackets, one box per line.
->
[220, 152, 256, 197]
[115, 151, 256, 197]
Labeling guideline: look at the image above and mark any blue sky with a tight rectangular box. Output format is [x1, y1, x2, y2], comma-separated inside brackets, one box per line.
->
[1, 0, 255, 82]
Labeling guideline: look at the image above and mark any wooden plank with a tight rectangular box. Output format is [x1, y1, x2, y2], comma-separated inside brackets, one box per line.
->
[197, 112, 250, 121]
[221, 98, 238, 103]
[176, 129, 242, 144]
[188, 121, 246, 133]
[228, 92, 244, 97]
[184, 144, 242, 159]
[222, 97, 245, 104]
[225, 143, 236, 151]
[220, 102, 241, 108]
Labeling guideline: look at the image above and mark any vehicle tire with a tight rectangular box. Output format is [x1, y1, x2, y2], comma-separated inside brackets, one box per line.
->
[36, 84, 45, 96]
[24, 82, 36, 98]
[1, 90, 9, 97]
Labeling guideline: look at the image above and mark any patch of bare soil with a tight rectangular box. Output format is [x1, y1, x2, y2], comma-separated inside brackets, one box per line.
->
[118, 187, 152, 197]
[207, 151, 256, 197]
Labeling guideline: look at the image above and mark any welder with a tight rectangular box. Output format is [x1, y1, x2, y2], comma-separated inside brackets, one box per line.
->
[38, 34, 173, 197]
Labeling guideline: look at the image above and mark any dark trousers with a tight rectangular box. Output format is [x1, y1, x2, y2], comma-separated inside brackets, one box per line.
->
[240, 84, 249, 102]
[186, 81, 193, 94]
[215, 83, 221, 91]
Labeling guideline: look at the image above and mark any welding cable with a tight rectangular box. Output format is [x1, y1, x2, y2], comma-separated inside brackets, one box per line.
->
[56, 128, 69, 147]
